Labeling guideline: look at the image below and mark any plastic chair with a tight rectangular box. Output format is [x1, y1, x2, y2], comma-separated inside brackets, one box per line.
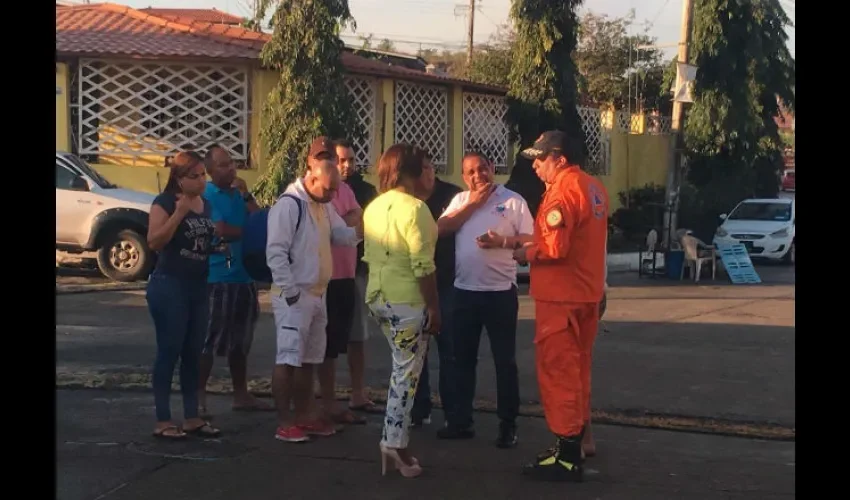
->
[638, 229, 659, 277]
[680, 234, 716, 283]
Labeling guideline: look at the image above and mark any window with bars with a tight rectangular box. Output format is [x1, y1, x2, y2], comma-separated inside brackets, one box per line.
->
[462, 92, 510, 175]
[394, 81, 449, 173]
[76, 59, 250, 165]
[344, 76, 378, 172]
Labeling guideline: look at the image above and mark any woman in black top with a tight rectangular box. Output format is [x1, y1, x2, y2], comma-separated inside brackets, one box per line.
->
[146, 151, 220, 439]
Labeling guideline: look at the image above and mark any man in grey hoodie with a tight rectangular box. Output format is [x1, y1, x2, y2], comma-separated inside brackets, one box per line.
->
[265, 137, 362, 443]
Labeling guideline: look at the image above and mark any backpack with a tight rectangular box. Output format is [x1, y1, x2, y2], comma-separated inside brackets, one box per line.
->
[242, 194, 304, 283]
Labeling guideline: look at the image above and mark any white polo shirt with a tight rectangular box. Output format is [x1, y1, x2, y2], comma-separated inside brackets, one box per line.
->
[441, 185, 534, 292]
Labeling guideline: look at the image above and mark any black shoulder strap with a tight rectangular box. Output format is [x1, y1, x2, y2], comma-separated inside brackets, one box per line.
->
[278, 193, 304, 266]
[279, 193, 304, 233]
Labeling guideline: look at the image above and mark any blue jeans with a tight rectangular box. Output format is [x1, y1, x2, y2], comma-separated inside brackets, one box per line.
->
[146, 273, 209, 422]
[412, 286, 457, 424]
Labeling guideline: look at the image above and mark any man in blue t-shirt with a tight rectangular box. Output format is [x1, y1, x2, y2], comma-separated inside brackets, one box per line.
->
[198, 145, 271, 414]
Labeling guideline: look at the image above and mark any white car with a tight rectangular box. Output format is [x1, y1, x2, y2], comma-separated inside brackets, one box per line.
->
[712, 198, 795, 265]
[56, 151, 156, 281]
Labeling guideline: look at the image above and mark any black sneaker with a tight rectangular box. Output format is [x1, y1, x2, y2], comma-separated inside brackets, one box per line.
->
[496, 421, 518, 449]
[522, 436, 583, 482]
[436, 424, 475, 439]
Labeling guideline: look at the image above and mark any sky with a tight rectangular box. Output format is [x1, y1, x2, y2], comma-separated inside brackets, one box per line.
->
[120, 0, 795, 59]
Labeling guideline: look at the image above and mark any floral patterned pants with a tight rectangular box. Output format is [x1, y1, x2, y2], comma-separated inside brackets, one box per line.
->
[368, 299, 428, 449]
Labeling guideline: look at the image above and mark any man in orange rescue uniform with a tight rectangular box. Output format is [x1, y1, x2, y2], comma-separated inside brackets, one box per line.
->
[512, 130, 609, 482]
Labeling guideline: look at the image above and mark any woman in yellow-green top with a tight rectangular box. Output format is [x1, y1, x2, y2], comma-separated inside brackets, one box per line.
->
[362, 143, 440, 479]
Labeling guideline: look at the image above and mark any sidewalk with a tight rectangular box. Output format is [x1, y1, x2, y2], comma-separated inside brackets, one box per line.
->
[57, 389, 795, 500]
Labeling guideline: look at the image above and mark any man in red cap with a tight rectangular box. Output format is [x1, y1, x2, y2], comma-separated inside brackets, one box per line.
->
[512, 130, 609, 482]
[266, 136, 363, 443]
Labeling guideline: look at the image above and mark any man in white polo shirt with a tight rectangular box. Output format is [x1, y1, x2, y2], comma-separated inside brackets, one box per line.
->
[435, 152, 534, 448]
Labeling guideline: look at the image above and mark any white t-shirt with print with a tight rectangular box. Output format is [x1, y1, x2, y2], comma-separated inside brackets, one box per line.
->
[441, 185, 535, 292]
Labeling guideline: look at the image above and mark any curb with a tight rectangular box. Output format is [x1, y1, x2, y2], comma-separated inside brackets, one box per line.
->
[56, 283, 147, 295]
[606, 252, 667, 274]
[56, 372, 794, 442]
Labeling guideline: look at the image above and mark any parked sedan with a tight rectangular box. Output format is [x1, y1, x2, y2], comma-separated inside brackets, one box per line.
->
[712, 198, 795, 264]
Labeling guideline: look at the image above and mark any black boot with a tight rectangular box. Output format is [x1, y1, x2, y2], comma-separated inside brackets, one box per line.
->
[522, 435, 584, 482]
[536, 426, 586, 462]
[495, 420, 518, 449]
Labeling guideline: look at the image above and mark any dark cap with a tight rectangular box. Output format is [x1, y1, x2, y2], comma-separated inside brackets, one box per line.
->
[308, 136, 336, 159]
[519, 130, 570, 160]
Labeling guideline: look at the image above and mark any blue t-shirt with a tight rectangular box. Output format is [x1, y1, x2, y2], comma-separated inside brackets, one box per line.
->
[150, 192, 215, 281]
[204, 182, 252, 284]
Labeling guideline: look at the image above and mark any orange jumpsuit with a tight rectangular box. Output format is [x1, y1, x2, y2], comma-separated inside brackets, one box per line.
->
[525, 166, 609, 438]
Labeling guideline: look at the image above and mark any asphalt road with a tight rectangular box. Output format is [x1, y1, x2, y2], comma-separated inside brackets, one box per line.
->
[57, 389, 795, 500]
[56, 264, 794, 500]
[57, 263, 795, 425]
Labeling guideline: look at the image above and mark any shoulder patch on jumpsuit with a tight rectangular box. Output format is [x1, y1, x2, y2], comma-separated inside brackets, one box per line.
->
[545, 207, 564, 228]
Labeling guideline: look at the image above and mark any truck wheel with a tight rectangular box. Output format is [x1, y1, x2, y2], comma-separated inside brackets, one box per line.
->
[96, 229, 152, 282]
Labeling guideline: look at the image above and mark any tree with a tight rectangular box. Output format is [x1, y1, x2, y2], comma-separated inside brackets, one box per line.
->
[253, 0, 363, 206]
[416, 11, 674, 113]
[575, 11, 668, 113]
[358, 33, 374, 50]
[376, 38, 395, 52]
[243, 0, 277, 31]
[417, 49, 467, 77]
[504, 0, 586, 215]
[680, 0, 794, 239]
[466, 24, 516, 88]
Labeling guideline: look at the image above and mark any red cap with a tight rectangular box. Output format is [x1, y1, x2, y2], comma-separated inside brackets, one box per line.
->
[308, 136, 336, 159]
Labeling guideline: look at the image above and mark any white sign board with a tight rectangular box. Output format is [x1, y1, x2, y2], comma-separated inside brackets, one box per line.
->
[671, 63, 698, 103]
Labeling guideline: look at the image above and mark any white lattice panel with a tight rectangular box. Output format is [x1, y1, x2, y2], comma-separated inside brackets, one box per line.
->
[394, 81, 449, 172]
[646, 115, 673, 135]
[616, 111, 643, 134]
[344, 76, 377, 172]
[463, 92, 509, 174]
[577, 106, 610, 175]
[77, 59, 249, 160]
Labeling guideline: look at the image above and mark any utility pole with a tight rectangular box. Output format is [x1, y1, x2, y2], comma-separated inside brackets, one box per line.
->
[252, 0, 261, 32]
[663, 0, 694, 249]
[466, 0, 476, 65]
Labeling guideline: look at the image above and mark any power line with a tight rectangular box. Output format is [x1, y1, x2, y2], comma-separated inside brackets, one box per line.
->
[476, 4, 504, 30]
[340, 34, 467, 50]
[644, 0, 673, 33]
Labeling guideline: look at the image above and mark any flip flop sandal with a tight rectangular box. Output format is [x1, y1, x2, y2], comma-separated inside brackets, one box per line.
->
[152, 425, 186, 440]
[184, 422, 222, 438]
[331, 411, 367, 425]
[349, 401, 385, 414]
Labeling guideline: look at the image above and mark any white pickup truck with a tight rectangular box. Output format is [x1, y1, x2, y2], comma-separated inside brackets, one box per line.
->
[55, 151, 156, 281]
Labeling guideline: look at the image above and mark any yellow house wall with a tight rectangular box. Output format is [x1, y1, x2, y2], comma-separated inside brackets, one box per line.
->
[71, 61, 670, 204]
[56, 63, 71, 152]
[90, 164, 263, 195]
[599, 130, 674, 212]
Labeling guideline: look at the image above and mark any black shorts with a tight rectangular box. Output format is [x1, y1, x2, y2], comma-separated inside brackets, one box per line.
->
[204, 282, 259, 357]
[325, 278, 356, 359]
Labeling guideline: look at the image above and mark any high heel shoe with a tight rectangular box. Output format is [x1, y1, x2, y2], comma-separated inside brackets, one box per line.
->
[379, 444, 422, 478]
